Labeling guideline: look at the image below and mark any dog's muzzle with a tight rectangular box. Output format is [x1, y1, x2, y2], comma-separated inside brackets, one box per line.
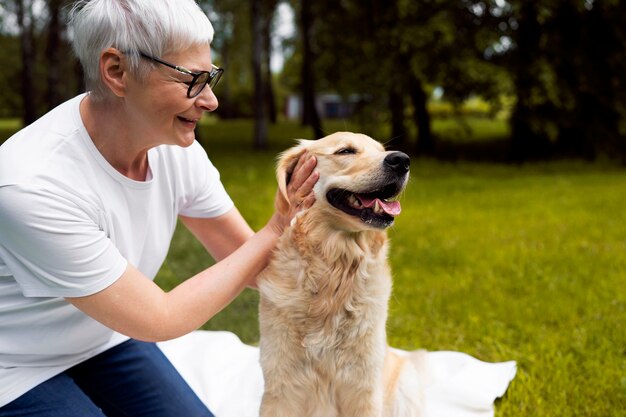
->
[326, 152, 410, 229]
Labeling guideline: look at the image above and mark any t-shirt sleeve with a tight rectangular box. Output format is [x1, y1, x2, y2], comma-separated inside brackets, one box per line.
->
[0, 185, 128, 298]
[177, 141, 234, 218]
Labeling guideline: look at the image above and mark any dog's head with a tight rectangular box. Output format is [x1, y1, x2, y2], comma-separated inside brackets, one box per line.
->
[277, 132, 410, 232]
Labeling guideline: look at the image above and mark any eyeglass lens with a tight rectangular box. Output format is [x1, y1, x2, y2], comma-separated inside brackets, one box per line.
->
[189, 69, 222, 98]
[189, 73, 210, 97]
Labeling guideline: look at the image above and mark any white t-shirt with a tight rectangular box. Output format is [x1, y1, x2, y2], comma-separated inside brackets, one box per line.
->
[0, 93, 234, 406]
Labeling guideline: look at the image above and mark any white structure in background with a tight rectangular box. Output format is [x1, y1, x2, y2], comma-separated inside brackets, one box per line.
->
[284, 94, 362, 120]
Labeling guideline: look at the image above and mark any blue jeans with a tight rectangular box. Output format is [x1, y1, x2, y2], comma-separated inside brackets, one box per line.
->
[0, 339, 214, 417]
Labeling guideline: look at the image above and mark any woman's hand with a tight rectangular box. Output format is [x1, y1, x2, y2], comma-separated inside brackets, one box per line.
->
[269, 151, 318, 234]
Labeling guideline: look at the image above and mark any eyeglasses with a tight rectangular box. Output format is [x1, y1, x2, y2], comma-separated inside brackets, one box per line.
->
[138, 51, 224, 98]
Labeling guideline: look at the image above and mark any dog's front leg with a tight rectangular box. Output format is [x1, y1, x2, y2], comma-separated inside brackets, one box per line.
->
[336, 384, 383, 417]
[260, 392, 303, 417]
[335, 338, 387, 417]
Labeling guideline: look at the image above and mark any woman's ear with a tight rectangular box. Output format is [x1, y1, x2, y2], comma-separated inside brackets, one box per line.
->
[100, 48, 127, 98]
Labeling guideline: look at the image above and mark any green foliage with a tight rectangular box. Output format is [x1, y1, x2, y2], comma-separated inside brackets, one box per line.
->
[199, 0, 255, 118]
[278, 0, 514, 154]
[504, 0, 626, 159]
[153, 120, 625, 415]
[0, 35, 23, 118]
[3, 0, 624, 159]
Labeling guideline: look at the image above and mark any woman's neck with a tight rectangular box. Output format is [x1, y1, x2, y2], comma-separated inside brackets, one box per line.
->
[80, 94, 151, 181]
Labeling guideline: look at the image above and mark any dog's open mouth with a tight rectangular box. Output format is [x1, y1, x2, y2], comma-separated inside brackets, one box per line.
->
[326, 182, 402, 228]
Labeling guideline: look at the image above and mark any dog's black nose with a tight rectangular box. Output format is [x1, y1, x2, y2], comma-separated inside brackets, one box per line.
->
[384, 152, 410, 175]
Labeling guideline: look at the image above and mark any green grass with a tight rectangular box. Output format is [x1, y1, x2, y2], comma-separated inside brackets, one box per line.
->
[0, 118, 22, 144]
[0, 118, 21, 129]
[386, 162, 626, 415]
[2, 117, 624, 414]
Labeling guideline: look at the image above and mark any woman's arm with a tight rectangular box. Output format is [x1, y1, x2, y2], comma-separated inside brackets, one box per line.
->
[179, 209, 254, 263]
[66, 221, 280, 342]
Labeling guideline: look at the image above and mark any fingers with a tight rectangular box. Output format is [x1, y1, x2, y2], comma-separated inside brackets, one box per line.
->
[288, 152, 315, 188]
[269, 152, 319, 234]
[288, 150, 309, 184]
[298, 192, 316, 210]
[295, 168, 319, 207]
[288, 152, 318, 207]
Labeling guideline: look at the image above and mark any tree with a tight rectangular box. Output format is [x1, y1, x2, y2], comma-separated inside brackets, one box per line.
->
[505, 0, 626, 160]
[251, 0, 268, 148]
[0, 0, 80, 121]
[297, 0, 323, 138]
[202, 0, 255, 118]
[288, 0, 506, 154]
[202, 0, 280, 144]
[0, 34, 22, 118]
[509, 1, 556, 160]
[262, 0, 277, 124]
[44, 0, 65, 110]
[14, 0, 37, 124]
[250, 0, 280, 148]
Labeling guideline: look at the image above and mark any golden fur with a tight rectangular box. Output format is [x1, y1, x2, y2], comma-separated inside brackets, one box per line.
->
[258, 132, 425, 417]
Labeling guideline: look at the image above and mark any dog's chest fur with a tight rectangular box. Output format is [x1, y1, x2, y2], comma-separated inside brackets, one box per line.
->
[258, 214, 392, 367]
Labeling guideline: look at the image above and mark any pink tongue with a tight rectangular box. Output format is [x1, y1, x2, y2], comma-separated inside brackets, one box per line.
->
[357, 195, 402, 216]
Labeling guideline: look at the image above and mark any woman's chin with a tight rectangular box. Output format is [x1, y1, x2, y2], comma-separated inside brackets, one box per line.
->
[173, 126, 198, 147]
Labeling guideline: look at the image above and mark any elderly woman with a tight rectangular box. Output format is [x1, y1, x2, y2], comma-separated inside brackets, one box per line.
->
[0, 0, 317, 415]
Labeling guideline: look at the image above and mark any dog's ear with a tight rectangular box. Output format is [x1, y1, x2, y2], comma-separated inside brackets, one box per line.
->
[275, 139, 314, 214]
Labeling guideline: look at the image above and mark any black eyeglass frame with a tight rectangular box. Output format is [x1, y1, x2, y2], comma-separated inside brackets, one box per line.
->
[137, 51, 223, 98]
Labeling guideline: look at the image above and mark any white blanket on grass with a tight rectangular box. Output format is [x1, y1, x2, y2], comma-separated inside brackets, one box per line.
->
[158, 331, 516, 417]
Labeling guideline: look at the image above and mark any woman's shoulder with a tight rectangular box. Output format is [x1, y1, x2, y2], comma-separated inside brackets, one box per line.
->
[0, 95, 91, 188]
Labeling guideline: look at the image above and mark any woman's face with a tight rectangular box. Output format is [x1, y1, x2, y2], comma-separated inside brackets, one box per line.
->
[124, 44, 218, 148]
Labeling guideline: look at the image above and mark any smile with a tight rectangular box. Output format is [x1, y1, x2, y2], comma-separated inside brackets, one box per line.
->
[177, 116, 198, 124]
[326, 180, 404, 229]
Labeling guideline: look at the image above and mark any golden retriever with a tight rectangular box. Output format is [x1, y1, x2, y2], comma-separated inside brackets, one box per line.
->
[258, 132, 426, 417]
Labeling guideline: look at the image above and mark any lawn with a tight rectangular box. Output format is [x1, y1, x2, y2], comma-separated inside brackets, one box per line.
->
[2, 117, 625, 415]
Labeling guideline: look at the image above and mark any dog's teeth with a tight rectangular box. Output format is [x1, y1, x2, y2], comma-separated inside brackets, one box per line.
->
[374, 200, 382, 214]
[348, 194, 362, 209]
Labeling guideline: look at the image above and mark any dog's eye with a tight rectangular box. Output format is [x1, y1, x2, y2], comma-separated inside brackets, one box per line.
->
[334, 147, 356, 155]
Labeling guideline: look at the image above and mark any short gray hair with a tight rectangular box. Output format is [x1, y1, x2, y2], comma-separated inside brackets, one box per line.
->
[69, 0, 214, 100]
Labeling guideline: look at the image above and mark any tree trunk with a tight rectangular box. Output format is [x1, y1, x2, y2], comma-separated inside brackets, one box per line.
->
[580, 3, 624, 160]
[252, 0, 268, 149]
[509, 1, 550, 161]
[299, 0, 323, 139]
[16, 0, 37, 125]
[388, 53, 408, 149]
[389, 88, 406, 148]
[45, 0, 63, 110]
[262, 0, 277, 123]
[409, 76, 434, 155]
[217, 36, 235, 119]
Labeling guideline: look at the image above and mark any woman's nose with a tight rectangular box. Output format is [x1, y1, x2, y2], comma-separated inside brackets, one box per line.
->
[195, 85, 219, 113]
